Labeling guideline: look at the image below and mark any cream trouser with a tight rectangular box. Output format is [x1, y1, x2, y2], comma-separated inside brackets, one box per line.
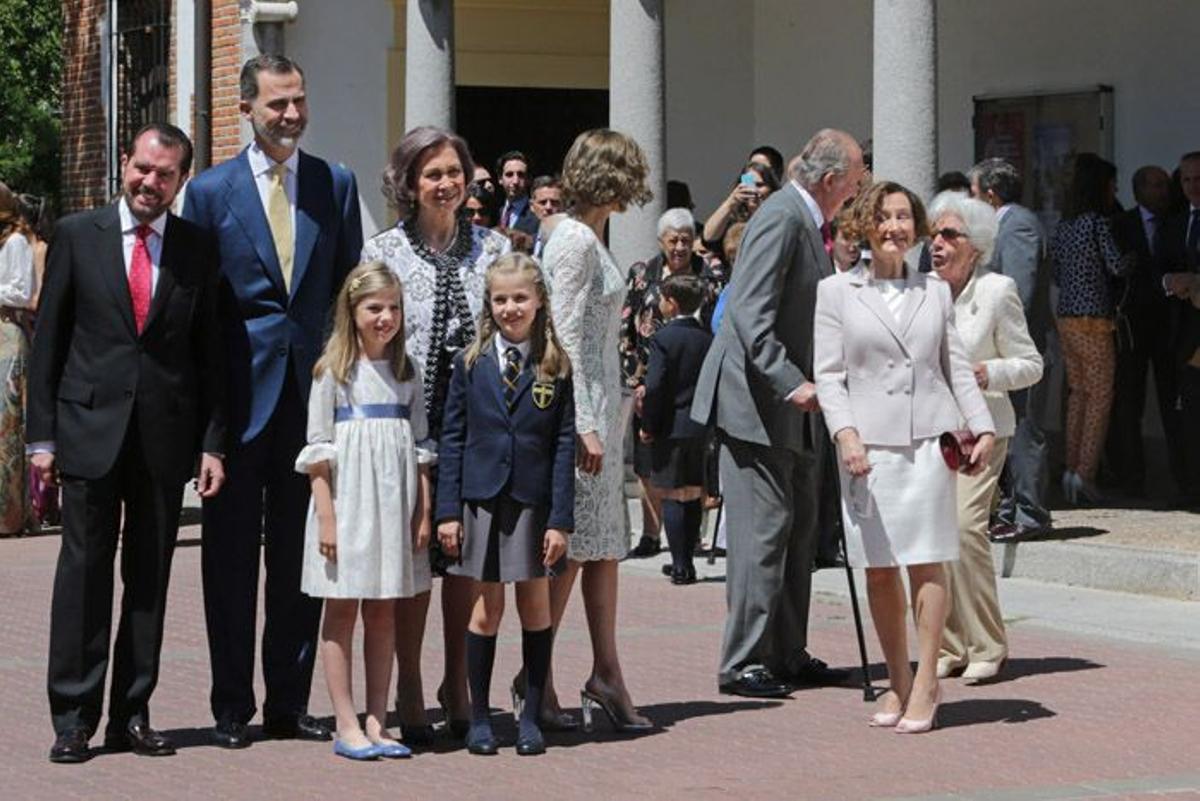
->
[941, 437, 1009, 667]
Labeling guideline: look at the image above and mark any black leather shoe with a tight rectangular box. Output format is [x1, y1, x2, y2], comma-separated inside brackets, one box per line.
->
[399, 722, 435, 747]
[786, 655, 852, 687]
[989, 522, 1048, 543]
[212, 720, 251, 749]
[49, 728, 91, 764]
[627, 535, 661, 559]
[671, 565, 697, 585]
[105, 723, 175, 756]
[515, 729, 546, 756]
[718, 668, 793, 698]
[263, 714, 332, 741]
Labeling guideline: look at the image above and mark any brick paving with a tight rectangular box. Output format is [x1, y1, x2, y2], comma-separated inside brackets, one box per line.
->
[3, 521, 1200, 801]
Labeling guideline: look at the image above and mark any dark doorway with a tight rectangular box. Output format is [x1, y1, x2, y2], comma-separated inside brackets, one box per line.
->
[456, 87, 609, 180]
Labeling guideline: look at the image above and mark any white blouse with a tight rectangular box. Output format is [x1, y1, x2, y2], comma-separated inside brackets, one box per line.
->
[0, 233, 36, 309]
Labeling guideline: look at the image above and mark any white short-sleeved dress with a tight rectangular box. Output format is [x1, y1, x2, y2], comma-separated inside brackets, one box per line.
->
[837, 279, 960, 568]
[296, 360, 436, 599]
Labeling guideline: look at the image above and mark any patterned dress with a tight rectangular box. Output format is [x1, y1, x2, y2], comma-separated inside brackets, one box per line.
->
[543, 218, 629, 561]
[0, 233, 34, 534]
[361, 219, 510, 437]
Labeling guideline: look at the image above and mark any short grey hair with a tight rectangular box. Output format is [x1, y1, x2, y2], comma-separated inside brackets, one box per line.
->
[968, 158, 1023, 204]
[928, 191, 998, 266]
[790, 129, 857, 189]
[657, 207, 695, 238]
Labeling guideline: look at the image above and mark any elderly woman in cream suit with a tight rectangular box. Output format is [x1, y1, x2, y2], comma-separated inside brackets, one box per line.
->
[927, 192, 1043, 682]
[815, 182, 995, 734]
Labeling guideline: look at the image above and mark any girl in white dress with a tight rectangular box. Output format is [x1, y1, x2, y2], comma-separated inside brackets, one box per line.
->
[296, 262, 436, 760]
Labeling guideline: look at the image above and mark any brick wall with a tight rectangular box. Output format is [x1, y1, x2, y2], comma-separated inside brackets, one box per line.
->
[61, 0, 109, 213]
[210, 0, 243, 165]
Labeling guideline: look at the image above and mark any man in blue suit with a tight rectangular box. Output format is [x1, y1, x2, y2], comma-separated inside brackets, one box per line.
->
[182, 54, 362, 748]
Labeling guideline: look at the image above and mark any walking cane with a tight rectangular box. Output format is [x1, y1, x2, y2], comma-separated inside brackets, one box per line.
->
[841, 544, 876, 702]
[706, 499, 723, 566]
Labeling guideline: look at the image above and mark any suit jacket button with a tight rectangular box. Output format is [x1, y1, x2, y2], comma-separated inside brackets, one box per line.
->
[277, 347, 287, 357]
[125, 390, 134, 398]
[886, 389, 893, 395]
[887, 360, 895, 368]
[904, 388, 911, 395]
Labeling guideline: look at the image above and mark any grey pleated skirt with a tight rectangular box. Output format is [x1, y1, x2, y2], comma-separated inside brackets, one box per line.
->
[448, 495, 566, 582]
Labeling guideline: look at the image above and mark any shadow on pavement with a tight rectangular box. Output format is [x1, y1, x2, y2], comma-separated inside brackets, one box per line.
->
[1032, 526, 1107, 542]
[970, 656, 1104, 684]
[940, 698, 1055, 728]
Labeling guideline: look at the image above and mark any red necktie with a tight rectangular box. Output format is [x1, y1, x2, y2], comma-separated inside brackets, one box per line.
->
[129, 224, 152, 333]
[820, 222, 834, 257]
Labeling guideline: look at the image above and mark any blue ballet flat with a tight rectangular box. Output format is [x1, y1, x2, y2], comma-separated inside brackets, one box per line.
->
[333, 738, 382, 760]
[373, 740, 412, 759]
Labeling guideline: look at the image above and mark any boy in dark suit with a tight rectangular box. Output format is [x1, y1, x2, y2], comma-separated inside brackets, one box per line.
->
[640, 274, 713, 584]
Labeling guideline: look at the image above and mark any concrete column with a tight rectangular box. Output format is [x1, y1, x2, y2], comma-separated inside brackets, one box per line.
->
[872, 0, 937, 200]
[405, 0, 455, 131]
[608, 0, 665, 270]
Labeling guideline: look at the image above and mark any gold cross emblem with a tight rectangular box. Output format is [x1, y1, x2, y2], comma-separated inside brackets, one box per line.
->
[531, 381, 555, 410]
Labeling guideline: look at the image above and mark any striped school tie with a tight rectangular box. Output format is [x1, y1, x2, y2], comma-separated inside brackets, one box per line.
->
[503, 347, 522, 409]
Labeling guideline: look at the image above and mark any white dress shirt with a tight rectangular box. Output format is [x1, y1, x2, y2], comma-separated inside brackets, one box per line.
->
[494, 332, 531, 375]
[1139, 204, 1158, 254]
[247, 140, 298, 233]
[118, 196, 166, 295]
[0, 232, 36, 308]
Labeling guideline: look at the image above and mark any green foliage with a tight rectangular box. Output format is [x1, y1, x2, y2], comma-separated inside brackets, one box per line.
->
[0, 0, 62, 203]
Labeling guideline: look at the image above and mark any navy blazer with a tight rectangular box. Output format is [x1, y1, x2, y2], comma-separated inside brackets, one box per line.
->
[181, 147, 362, 443]
[435, 346, 576, 530]
[641, 317, 713, 441]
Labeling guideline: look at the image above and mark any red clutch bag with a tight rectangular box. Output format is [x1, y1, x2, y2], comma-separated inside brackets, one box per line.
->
[939, 430, 977, 473]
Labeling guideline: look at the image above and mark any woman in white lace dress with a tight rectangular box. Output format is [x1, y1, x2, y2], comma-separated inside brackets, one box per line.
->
[361, 127, 510, 743]
[540, 129, 654, 731]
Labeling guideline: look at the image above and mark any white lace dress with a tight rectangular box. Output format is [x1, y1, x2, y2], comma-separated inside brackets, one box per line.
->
[543, 218, 630, 561]
[295, 360, 437, 598]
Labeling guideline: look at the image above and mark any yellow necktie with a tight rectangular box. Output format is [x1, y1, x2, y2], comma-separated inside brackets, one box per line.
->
[267, 163, 293, 291]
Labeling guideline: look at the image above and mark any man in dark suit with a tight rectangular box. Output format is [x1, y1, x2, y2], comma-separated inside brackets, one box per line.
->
[497, 150, 538, 235]
[1155, 151, 1200, 506]
[182, 55, 362, 748]
[970, 158, 1053, 541]
[691, 129, 863, 697]
[29, 123, 226, 763]
[1106, 166, 1181, 496]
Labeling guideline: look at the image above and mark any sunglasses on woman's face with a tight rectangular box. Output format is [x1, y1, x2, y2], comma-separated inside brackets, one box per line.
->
[932, 227, 967, 241]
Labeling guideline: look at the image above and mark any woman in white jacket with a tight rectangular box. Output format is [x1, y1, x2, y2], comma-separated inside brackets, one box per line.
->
[928, 192, 1043, 682]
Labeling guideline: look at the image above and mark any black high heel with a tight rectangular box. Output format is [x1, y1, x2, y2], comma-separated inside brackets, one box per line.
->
[436, 686, 469, 740]
[579, 688, 652, 733]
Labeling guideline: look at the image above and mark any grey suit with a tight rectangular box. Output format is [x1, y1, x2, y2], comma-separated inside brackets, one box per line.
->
[991, 204, 1053, 530]
[691, 183, 830, 684]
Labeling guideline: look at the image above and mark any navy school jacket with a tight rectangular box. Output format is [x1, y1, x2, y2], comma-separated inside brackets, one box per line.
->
[435, 344, 576, 530]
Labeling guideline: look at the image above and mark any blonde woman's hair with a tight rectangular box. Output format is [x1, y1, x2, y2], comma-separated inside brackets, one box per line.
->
[463, 253, 571, 382]
[560, 128, 653, 211]
[315, 261, 413, 384]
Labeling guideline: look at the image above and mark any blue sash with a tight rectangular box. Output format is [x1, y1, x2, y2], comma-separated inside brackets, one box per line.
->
[333, 403, 410, 423]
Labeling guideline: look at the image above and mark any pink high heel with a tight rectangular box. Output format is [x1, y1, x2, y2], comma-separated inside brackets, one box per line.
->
[895, 685, 941, 734]
[868, 691, 905, 727]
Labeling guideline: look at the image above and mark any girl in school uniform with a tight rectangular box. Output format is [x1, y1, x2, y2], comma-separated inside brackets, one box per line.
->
[436, 253, 575, 756]
[296, 262, 435, 761]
